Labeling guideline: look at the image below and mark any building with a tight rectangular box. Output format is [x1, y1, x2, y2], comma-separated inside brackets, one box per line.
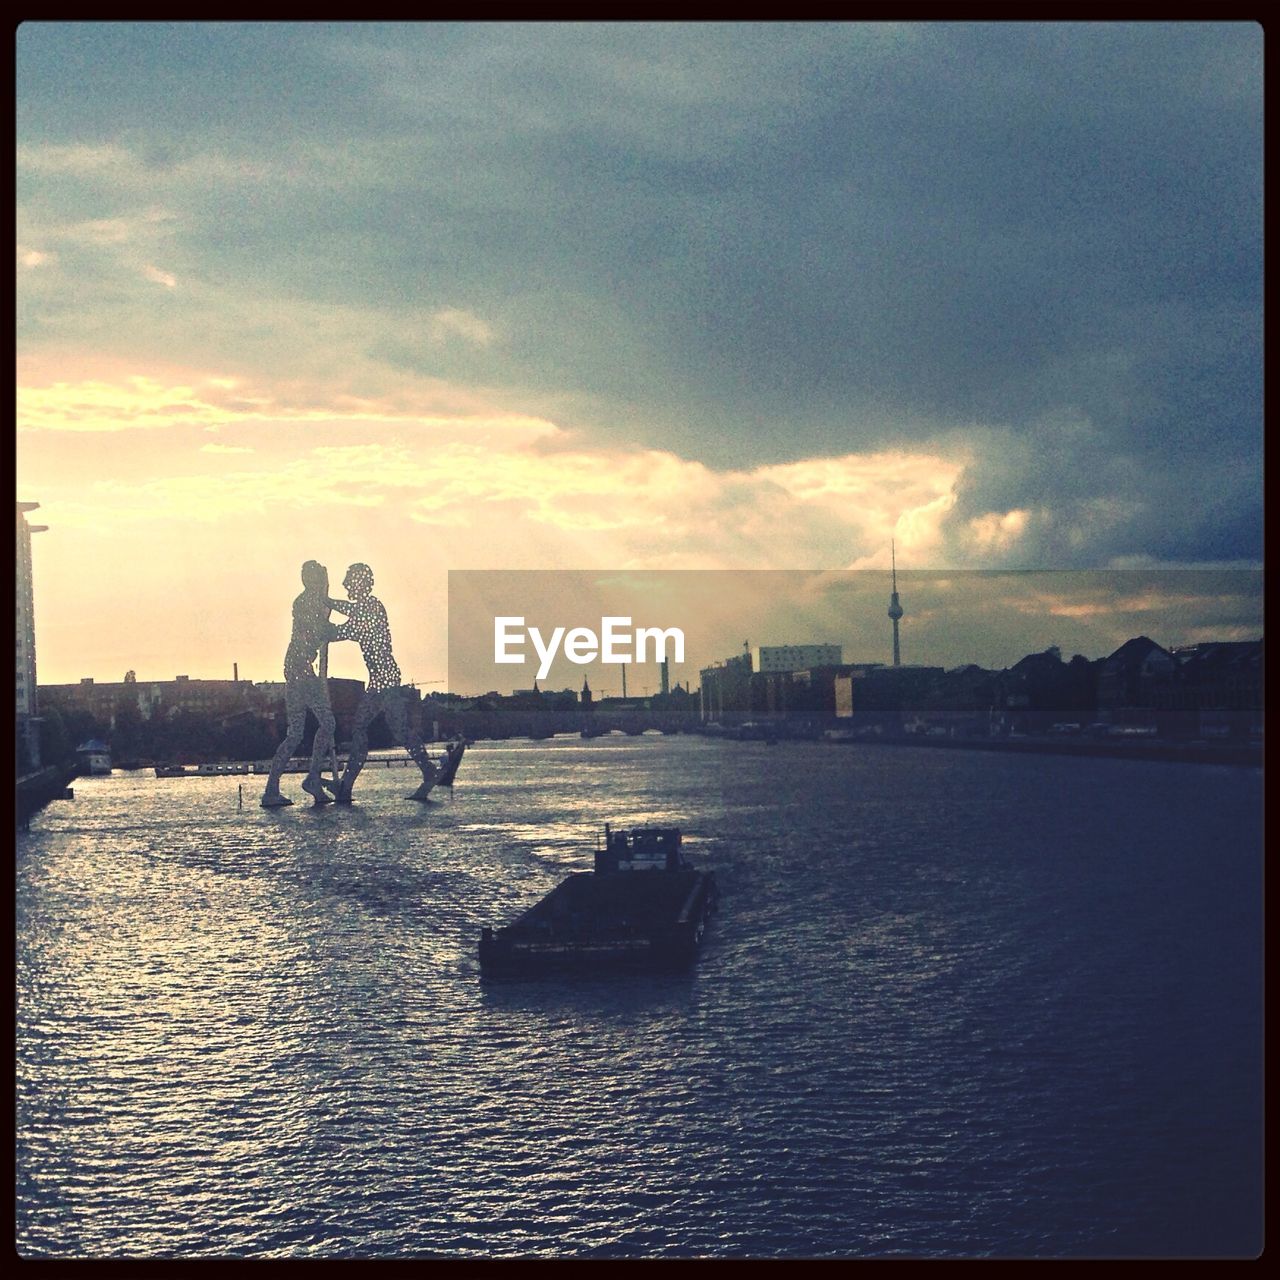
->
[775, 664, 855, 721]
[41, 674, 257, 726]
[16, 502, 48, 773]
[1163, 640, 1263, 738]
[832, 664, 888, 718]
[924, 664, 1003, 737]
[1096, 636, 1176, 725]
[699, 653, 753, 722]
[832, 664, 944, 729]
[751, 644, 843, 674]
[993, 647, 1090, 735]
[39, 671, 377, 761]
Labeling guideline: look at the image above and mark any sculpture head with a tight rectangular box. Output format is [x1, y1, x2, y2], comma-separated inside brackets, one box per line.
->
[344, 563, 374, 598]
[301, 560, 328, 592]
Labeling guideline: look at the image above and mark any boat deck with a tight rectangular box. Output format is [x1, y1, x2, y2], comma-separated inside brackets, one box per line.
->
[509, 869, 709, 937]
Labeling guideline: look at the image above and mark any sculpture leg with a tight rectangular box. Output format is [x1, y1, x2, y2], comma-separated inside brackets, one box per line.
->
[262, 683, 307, 806]
[337, 691, 379, 801]
[301, 677, 336, 805]
[384, 689, 436, 800]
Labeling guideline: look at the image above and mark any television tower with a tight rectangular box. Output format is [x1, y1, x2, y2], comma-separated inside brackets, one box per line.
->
[887, 539, 904, 667]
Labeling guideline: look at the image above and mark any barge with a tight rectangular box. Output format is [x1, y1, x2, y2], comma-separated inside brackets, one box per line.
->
[479, 826, 717, 978]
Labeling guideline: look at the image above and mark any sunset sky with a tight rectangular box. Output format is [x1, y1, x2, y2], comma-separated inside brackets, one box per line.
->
[16, 23, 1262, 689]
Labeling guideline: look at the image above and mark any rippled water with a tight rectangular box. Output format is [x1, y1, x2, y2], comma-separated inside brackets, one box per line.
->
[16, 737, 1263, 1258]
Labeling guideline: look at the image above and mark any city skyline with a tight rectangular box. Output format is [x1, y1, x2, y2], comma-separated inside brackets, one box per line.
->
[31, 567, 1264, 697]
[17, 24, 1262, 688]
[444, 568, 1262, 697]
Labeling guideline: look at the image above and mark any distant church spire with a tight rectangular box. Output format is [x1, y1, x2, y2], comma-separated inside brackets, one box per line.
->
[887, 539, 904, 667]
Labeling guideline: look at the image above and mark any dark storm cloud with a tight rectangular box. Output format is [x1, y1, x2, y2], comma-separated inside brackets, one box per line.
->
[17, 22, 1262, 564]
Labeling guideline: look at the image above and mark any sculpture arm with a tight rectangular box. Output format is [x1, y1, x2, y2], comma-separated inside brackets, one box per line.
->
[328, 597, 359, 642]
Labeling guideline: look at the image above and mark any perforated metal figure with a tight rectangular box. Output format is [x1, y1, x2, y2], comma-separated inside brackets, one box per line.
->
[261, 560, 337, 807]
[327, 563, 438, 803]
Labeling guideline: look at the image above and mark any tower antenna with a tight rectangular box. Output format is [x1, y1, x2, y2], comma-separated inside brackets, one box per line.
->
[887, 539, 904, 667]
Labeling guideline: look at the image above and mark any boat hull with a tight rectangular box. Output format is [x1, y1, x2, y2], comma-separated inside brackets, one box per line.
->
[479, 868, 717, 979]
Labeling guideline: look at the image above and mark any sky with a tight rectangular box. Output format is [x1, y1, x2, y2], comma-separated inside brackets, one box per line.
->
[16, 22, 1263, 689]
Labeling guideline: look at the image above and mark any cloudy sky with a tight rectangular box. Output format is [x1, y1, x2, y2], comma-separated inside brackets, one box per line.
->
[16, 23, 1262, 687]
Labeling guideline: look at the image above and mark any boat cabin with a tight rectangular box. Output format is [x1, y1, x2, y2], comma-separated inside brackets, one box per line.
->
[595, 825, 685, 874]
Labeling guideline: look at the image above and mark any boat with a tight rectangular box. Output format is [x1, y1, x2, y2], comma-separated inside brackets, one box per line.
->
[479, 826, 717, 978]
[76, 739, 112, 776]
[154, 763, 189, 778]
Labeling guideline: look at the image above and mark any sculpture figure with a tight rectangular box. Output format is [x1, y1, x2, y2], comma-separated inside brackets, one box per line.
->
[261, 560, 337, 808]
[326, 563, 439, 803]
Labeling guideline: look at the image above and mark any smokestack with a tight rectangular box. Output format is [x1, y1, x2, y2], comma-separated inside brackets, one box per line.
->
[233, 662, 239, 683]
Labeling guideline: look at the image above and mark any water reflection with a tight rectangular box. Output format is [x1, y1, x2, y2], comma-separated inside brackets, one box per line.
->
[17, 739, 1263, 1258]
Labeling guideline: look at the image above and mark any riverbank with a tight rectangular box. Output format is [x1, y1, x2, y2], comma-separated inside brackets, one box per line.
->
[825, 732, 1262, 768]
[16, 762, 78, 828]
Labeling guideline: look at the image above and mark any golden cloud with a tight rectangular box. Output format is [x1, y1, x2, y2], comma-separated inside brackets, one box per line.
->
[18, 368, 966, 572]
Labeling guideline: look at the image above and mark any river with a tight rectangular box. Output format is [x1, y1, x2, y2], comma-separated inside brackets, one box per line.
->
[15, 736, 1263, 1258]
